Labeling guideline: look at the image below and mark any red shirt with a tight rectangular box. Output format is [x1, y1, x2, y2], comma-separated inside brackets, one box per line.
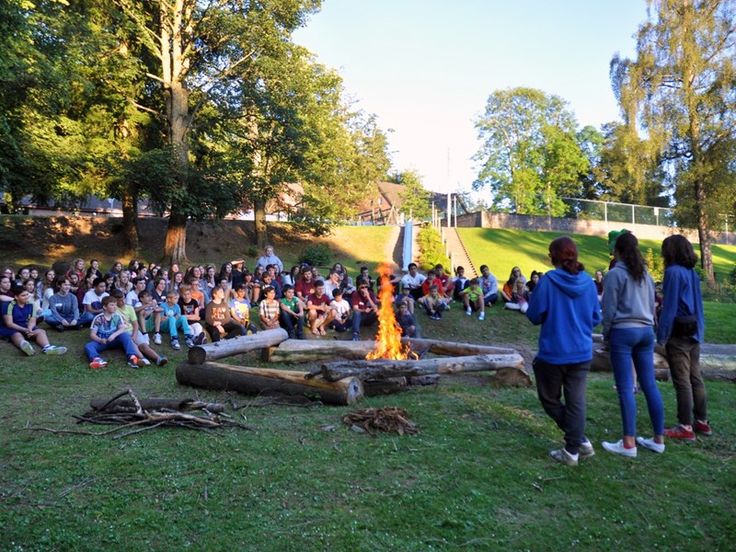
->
[295, 278, 315, 298]
[307, 293, 331, 308]
[351, 290, 377, 311]
[421, 277, 445, 297]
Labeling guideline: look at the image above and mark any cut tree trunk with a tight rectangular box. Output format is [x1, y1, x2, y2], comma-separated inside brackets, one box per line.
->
[189, 328, 289, 364]
[266, 339, 375, 363]
[163, 211, 189, 266]
[176, 361, 363, 406]
[363, 377, 408, 396]
[317, 353, 525, 382]
[121, 187, 139, 255]
[254, 198, 267, 249]
[402, 337, 516, 356]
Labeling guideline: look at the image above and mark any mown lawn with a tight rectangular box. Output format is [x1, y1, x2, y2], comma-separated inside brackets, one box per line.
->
[2, 305, 735, 550]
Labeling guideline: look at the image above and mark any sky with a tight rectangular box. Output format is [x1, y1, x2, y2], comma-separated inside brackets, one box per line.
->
[293, 0, 650, 194]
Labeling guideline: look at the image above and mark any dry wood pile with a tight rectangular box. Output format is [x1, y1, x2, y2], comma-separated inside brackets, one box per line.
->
[342, 407, 418, 435]
[25, 389, 251, 438]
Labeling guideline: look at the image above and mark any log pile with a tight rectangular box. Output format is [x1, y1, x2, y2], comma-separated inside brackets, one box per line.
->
[342, 407, 418, 435]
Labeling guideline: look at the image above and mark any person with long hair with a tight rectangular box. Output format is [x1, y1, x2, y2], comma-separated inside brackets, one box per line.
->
[658, 235, 710, 440]
[601, 232, 665, 457]
[526, 236, 601, 466]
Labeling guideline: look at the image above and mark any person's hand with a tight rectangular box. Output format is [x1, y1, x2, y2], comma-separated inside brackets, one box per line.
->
[62, 319, 70, 326]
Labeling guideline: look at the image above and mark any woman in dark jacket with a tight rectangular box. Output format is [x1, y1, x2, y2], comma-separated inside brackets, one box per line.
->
[526, 236, 601, 466]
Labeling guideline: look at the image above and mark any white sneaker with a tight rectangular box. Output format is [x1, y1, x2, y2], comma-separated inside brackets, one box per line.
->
[42, 345, 67, 355]
[636, 436, 665, 454]
[139, 357, 151, 366]
[602, 440, 637, 458]
[478, 312, 485, 321]
[20, 340, 36, 356]
[466, 307, 472, 316]
[550, 448, 578, 466]
[579, 439, 595, 459]
[153, 333, 162, 345]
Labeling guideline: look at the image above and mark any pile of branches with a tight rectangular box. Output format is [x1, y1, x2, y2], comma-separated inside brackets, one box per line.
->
[342, 407, 418, 436]
[25, 389, 251, 439]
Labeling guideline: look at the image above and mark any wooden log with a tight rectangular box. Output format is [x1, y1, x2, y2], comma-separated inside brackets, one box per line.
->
[402, 337, 517, 356]
[267, 339, 375, 363]
[175, 361, 363, 406]
[407, 374, 441, 386]
[318, 353, 525, 382]
[188, 328, 288, 364]
[363, 377, 408, 396]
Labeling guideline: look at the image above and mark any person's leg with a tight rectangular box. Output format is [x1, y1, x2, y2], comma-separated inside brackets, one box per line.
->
[666, 337, 695, 426]
[84, 340, 107, 361]
[520, 301, 529, 314]
[280, 311, 296, 338]
[505, 302, 521, 311]
[484, 292, 498, 306]
[351, 311, 362, 338]
[223, 321, 245, 339]
[630, 328, 664, 438]
[560, 363, 590, 455]
[78, 311, 94, 326]
[686, 342, 708, 423]
[476, 297, 485, 314]
[609, 328, 637, 440]
[112, 332, 139, 359]
[45, 312, 63, 330]
[295, 315, 304, 339]
[32, 328, 50, 348]
[177, 317, 192, 337]
[533, 358, 566, 433]
[205, 322, 222, 342]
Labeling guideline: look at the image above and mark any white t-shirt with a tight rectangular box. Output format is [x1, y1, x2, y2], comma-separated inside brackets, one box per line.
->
[400, 272, 427, 289]
[330, 298, 351, 320]
[82, 289, 109, 310]
[125, 289, 140, 306]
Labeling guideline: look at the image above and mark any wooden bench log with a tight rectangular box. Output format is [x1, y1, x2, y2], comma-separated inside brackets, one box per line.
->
[363, 377, 408, 396]
[188, 328, 288, 364]
[266, 339, 374, 363]
[176, 361, 363, 406]
[317, 353, 525, 382]
[402, 337, 517, 356]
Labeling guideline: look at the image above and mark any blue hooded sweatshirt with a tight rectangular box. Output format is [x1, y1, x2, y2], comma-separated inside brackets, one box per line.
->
[526, 269, 602, 365]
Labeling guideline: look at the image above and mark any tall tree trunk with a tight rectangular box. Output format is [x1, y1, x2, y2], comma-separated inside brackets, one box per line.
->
[121, 186, 139, 255]
[254, 197, 267, 249]
[163, 211, 188, 266]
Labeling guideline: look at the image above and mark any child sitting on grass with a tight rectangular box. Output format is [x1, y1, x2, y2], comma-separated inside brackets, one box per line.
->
[397, 302, 418, 338]
[46, 278, 81, 331]
[230, 283, 257, 335]
[505, 279, 529, 314]
[394, 284, 415, 314]
[110, 289, 167, 366]
[205, 286, 246, 342]
[1, 284, 67, 356]
[306, 280, 335, 336]
[135, 290, 164, 345]
[330, 288, 352, 333]
[160, 290, 195, 350]
[460, 278, 485, 320]
[258, 285, 281, 330]
[178, 285, 206, 345]
[279, 285, 305, 339]
[85, 295, 139, 369]
[418, 284, 449, 320]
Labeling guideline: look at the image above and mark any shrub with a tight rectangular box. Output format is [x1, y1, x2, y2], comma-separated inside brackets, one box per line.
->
[416, 226, 450, 271]
[299, 243, 331, 267]
[645, 248, 664, 282]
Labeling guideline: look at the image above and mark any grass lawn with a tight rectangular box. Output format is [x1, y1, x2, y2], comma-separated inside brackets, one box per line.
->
[2, 305, 735, 550]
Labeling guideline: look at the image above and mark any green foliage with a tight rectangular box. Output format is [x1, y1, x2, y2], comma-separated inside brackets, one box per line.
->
[473, 87, 589, 215]
[644, 247, 665, 282]
[416, 225, 450, 271]
[391, 170, 432, 221]
[298, 243, 331, 266]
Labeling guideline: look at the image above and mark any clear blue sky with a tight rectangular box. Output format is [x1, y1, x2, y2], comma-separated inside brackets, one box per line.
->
[293, 0, 649, 194]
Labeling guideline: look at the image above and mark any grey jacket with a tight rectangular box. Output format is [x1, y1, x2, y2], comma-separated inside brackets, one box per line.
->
[601, 261, 655, 337]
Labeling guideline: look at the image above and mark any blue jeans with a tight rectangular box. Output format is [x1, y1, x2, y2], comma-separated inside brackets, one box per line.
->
[351, 310, 376, 337]
[609, 327, 664, 437]
[84, 332, 138, 361]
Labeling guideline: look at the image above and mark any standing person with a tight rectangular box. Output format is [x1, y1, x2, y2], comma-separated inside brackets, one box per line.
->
[601, 232, 665, 458]
[256, 245, 284, 274]
[657, 235, 710, 440]
[526, 237, 601, 466]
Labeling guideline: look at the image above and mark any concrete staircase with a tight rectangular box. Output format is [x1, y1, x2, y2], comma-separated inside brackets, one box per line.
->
[441, 227, 478, 277]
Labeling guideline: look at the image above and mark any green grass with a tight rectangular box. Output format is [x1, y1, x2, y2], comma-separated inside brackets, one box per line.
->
[2, 307, 736, 550]
[459, 227, 736, 343]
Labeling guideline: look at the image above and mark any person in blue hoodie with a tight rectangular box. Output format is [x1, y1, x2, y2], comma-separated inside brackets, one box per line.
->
[657, 234, 710, 441]
[526, 236, 601, 466]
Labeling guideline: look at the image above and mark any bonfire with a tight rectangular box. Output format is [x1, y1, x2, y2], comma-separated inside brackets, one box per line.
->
[366, 263, 414, 360]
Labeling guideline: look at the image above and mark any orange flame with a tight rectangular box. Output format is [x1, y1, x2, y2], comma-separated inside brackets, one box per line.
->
[366, 263, 413, 360]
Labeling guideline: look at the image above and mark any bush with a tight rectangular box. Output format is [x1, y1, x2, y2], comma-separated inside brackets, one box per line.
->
[299, 243, 331, 267]
[416, 226, 451, 271]
[645, 248, 664, 282]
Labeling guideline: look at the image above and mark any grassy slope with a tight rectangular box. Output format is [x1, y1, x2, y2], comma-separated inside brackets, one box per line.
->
[1, 309, 735, 550]
[459, 227, 736, 343]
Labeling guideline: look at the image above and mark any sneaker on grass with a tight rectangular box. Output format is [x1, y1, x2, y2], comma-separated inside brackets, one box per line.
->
[664, 424, 696, 441]
[185, 335, 194, 348]
[127, 355, 139, 369]
[156, 356, 168, 367]
[550, 448, 578, 466]
[194, 332, 206, 346]
[579, 439, 595, 459]
[153, 333, 162, 345]
[465, 307, 472, 316]
[693, 420, 712, 436]
[171, 338, 181, 351]
[636, 436, 665, 454]
[478, 312, 485, 321]
[89, 357, 108, 370]
[42, 345, 67, 355]
[139, 357, 151, 366]
[602, 440, 637, 458]
[19, 340, 36, 356]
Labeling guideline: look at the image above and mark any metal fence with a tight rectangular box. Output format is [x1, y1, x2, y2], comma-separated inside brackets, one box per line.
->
[561, 197, 676, 227]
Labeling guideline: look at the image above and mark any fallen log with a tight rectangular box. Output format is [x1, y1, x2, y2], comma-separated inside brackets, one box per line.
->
[176, 361, 363, 406]
[266, 339, 374, 363]
[188, 328, 288, 364]
[402, 337, 517, 356]
[363, 377, 408, 396]
[317, 353, 525, 382]
[407, 374, 441, 386]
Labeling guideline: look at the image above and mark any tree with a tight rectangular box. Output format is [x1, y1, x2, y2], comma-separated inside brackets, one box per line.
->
[115, 0, 322, 264]
[390, 170, 432, 221]
[611, 0, 736, 283]
[473, 87, 589, 215]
